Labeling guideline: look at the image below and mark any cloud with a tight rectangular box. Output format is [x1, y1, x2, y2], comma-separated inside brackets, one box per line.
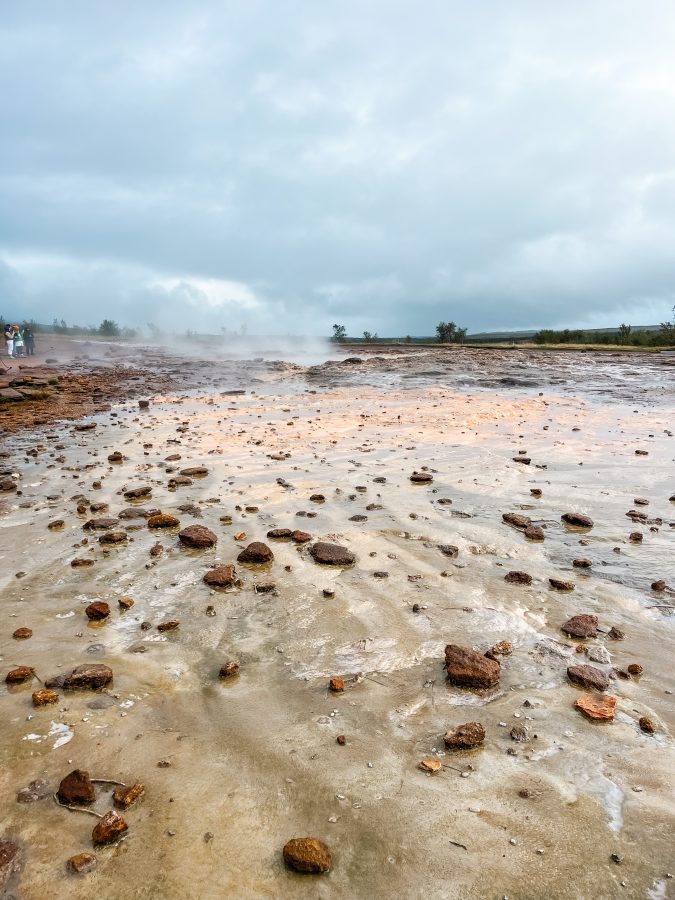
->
[1, 1, 675, 334]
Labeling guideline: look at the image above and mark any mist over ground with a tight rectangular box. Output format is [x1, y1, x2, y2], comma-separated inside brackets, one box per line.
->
[2, 1, 675, 334]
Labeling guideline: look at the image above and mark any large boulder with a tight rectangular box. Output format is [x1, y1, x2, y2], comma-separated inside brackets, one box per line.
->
[445, 645, 500, 689]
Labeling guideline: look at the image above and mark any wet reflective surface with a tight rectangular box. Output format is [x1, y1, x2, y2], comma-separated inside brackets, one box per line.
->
[0, 346, 673, 898]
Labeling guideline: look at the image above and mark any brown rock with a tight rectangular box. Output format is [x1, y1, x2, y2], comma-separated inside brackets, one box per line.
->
[113, 783, 144, 809]
[329, 676, 345, 692]
[85, 601, 110, 620]
[438, 544, 459, 558]
[0, 839, 23, 892]
[63, 663, 113, 689]
[178, 525, 217, 549]
[204, 564, 236, 587]
[13, 627, 32, 639]
[549, 578, 575, 591]
[562, 512, 594, 528]
[83, 517, 118, 530]
[310, 542, 355, 566]
[418, 758, 442, 772]
[575, 693, 616, 721]
[68, 852, 97, 874]
[485, 640, 513, 659]
[639, 716, 655, 734]
[118, 596, 135, 610]
[58, 770, 96, 805]
[92, 810, 128, 845]
[267, 528, 292, 539]
[444, 722, 485, 749]
[99, 531, 127, 544]
[108, 451, 124, 463]
[282, 837, 331, 874]
[71, 557, 95, 568]
[336, 735, 346, 745]
[629, 531, 643, 543]
[510, 725, 530, 742]
[169, 475, 193, 487]
[505, 571, 532, 585]
[567, 664, 610, 691]
[573, 558, 592, 568]
[157, 620, 179, 631]
[124, 486, 152, 500]
[148, 513, 180, 528]
[445, 645, 500, 689]
[179, 466, 208, 476]
[237, 542, 274, 564]
[502, 512, 531, 529]
[608, 626, 625, 641]
[524, 524, 545, 541]
[410, 472, 433, 483]
[5, 666, 35, 684]
[48, 519, 65, 529]
[32, 689, 60, 707]
[309, 493, 326, 502]
[219, 660, 240, 678]
[291, 530, 312, 543]
[627, 663, 643, 676]
[561, 614, 598, 639]
[651, 580, 667, 591]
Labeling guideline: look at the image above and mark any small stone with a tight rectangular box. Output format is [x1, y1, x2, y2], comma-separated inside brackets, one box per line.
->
[629, 531, 643, 543]
[627, 663, 643, 676]
[502, 512, 531, 529]
[99, 531, 128, 545]
[32, 689, 60, 707]
[12, 627, 32, 639]
[418, 758, 442, 773]
[113, 783, 144, 809]
[16, 779, 51, 803]
[179, 525, 217, 549]
[219, 660, 240, 678]
[85, 601, 110, 620]
[410, 472, 433, 483]
[0, 840, 23, 891]
[329, 676, 345, 692]
[444, 722, 485, 750]
[67, 852, 97, 874]
[505, 571, 532, 585]
[573, 558, 593, 568]
[445, 644, 500, 689]
[549, 578, 575, 591]
[510, 725, 530, 742]
[561, 512, 594, 528]
[148, 513, 180, 528]
[62, 663, 113, 690]
[237, 542, 274, 564]
[575, 693, 616, 721]
[336, 735, 346, 745]
[58, 769, 96, 805]
[5, 666, 35, 684]
[608, 626, 625, 640]
[157, 620, 180, 631]
[118, 596, 135, 610]
[638, 716, 655, 734]
[524, 524, 545, 541]
[567, 665, 610, 691]
[651, 580, 667, 591]
[561, 614, 598, 639]
[282, 837, 331, 874]
[92, 810, 128, 845]
[310, 542, 355, 566]
[203, 565, 236, 587]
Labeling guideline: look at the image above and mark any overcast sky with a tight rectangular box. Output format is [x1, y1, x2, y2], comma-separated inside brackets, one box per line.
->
[2, 1, 675, 335]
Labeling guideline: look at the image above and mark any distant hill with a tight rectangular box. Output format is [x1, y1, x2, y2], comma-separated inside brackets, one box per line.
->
[467, 325, 661, 341]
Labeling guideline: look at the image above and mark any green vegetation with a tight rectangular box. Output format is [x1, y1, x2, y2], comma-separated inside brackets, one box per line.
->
[435, 321, 467, 343]
[331, 323, 347, 342]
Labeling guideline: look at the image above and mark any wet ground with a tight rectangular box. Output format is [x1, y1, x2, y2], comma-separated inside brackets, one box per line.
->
[0, 344, 674, 899]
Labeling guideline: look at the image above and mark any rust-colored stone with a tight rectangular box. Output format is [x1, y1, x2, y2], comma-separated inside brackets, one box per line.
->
[92, 810, 128, 845]
[575, 693, 616, 721]
[282, 837, 331, 874]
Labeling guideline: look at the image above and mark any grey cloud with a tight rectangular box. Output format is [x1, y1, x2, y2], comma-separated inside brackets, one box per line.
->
[1, 1, 675, 334]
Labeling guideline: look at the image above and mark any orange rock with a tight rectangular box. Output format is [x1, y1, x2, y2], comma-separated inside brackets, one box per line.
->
[32, 689, 59, 707]
[418, 758, 442, 773]
[575, 693, 616, 721]
[92, 810, 128, 845]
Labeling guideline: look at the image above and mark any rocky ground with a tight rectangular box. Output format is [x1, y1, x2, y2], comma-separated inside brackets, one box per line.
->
[0, 340, 673, 899]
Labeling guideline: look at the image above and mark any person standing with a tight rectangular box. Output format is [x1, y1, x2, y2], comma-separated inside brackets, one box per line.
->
[4, 324, 13, 358]
[23, 326, 35, 356]
[12, 326, 24, 357]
